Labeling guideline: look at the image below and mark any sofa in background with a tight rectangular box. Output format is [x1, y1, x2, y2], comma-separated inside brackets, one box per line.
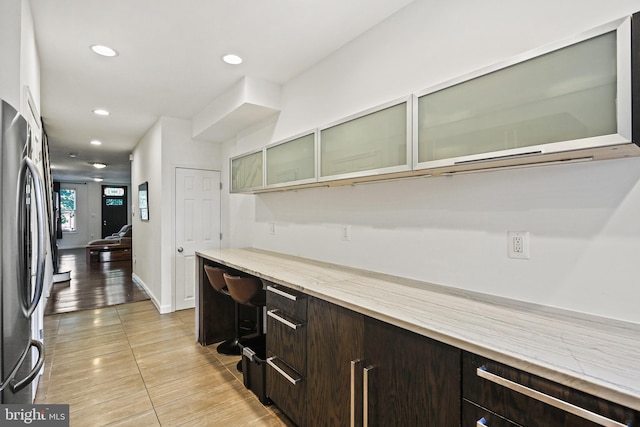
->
[85, 224, 132, 263]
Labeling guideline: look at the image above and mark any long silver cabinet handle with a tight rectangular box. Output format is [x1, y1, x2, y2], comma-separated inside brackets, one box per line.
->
[476, 367, 628, 427]
[266, 285, 297, 301]
[351, 359, 363, 427]
[363, 366, 374, 427]
[266, 309, 302, 330]
[267, 356, 302, 385]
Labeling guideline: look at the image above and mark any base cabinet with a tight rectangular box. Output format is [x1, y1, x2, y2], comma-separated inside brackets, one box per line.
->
[272, 296, 640, 427]
[306, 297, 460, 427]
[265, 284, 307, 426]
[463, 352, 640, 427]
[306, 297, 364, 426]
[363, 317, 461, 427]
[462, 400, 518, 427]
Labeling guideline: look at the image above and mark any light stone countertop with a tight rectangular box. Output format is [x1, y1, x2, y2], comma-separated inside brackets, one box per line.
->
[197, 247, 640, 412]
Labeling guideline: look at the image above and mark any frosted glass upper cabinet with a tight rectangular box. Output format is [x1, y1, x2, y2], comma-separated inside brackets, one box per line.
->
[319, 97, 412, 181]
[230, 149, 264, 193]
[265, 131, 317, 189]
[414, 16, 635, 171]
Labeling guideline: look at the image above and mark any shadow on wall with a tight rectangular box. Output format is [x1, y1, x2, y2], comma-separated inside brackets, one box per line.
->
[254, 157, 640, 239]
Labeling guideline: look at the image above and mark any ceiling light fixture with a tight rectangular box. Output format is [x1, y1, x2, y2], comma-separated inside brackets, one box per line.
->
[92, 162, 107, 169]
[222, 54, 243, 65]
[69, 153, 77, 158]
[92, 109, 110, 116]
[90, 44, 118, 57]
[90, 139, 102, 146]
[93, 177, 104, 182]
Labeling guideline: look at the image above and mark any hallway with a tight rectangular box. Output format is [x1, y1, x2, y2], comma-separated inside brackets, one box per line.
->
[36, 300, 290, 426]
[36, 250, 291, 426]
[45, 248, 149, 315]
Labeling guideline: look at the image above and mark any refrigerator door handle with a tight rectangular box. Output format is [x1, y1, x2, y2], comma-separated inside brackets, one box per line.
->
[16, 156, 46, 317]
[0, 339, 44, 393]
[9, 340, 45, 394]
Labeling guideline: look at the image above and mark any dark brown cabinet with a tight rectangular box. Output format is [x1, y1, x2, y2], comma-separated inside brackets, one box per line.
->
[463, 352, 640, 427]
[462, 400, 518, 427]
[306, 297, 460, 427]
[306, 297, 365, 426]
[265, 283, 307, 426]
[363, 317, 461, 426]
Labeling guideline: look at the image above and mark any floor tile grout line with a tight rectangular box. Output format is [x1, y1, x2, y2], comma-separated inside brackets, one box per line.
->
[115, 303, 164, 427]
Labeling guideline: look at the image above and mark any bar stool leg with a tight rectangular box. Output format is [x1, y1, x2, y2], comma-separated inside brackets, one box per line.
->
[216, 301, 242, 356]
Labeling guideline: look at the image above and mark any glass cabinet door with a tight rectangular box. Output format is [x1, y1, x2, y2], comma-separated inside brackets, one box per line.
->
[266, 132, 316, 187]
[320, 99, 411, 180]
[415, 18, 631, 169]
[230, 150, 263, 192]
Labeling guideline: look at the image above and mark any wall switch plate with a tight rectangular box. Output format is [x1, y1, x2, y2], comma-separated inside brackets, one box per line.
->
[508, 231, 530, 259]
[342, 225, 351, 241]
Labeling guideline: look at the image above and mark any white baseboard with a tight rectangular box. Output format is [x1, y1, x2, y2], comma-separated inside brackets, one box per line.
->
[131, 273, 172, 314]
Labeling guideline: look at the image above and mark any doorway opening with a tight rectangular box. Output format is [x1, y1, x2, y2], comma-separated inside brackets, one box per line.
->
[101, 185, 128, 238]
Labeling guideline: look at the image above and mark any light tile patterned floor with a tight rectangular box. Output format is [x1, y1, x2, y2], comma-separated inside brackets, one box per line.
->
[35, 301, 293, 426]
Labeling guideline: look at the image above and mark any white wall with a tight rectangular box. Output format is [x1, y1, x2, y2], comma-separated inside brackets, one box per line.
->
[224, 0, 640, 324]
[133, 117, 222, 313]
[131, 121, 163, 309]
[0, 0, 21, 106]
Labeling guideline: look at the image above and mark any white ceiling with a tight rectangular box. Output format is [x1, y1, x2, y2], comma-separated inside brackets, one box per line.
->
[29, 0, 414, 183]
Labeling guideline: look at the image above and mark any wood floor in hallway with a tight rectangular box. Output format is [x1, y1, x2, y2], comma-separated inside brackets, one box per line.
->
[36, 300, 293, 426]
[46, 248, 149, 315]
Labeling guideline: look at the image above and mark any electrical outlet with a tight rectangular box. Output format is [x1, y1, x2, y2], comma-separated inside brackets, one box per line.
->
[508, 231, 530, 259]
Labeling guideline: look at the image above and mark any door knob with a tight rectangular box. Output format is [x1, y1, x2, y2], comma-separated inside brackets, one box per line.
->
[177, 247, 184, 253]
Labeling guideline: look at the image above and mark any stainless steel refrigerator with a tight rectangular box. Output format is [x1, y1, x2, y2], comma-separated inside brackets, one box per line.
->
[0, 99, 46, 403]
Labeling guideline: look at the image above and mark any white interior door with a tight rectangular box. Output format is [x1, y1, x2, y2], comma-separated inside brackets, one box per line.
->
[174, 168, 221, 311]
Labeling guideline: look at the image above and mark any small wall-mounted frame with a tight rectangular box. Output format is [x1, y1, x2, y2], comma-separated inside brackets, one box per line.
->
[138, 181, 149, 221]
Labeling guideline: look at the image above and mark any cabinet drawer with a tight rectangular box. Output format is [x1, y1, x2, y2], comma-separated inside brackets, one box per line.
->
[266, 282, 307, 320]
[462, 400, 518, 427]
[267, 352, 306, 426]
[267, 312, 306, 374]
[463, 352, 639, 427]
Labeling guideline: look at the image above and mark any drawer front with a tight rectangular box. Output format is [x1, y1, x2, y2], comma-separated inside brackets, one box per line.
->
[463, 352, 639, 427]
[462, 400, 518, 427]
[266, 282, 307, 320]
[267, 352, 306, 426]
[267, 312, 306, 374]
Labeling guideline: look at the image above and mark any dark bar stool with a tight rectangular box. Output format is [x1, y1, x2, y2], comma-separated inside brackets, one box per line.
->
[203, 265, 244, 356]
[223, 273, 266, 337]
[223, 273, 267, 371]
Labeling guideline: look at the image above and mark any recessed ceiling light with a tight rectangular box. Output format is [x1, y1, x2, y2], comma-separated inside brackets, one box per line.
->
[92, 162, 107, 169]
[222, 54, 243, 65]
[90, 140, 102, 146]
[69, 153, 77, 158]
[93, 177, 104, 182]
[90, 45, 118, 57]
[93, 109, 110, 116]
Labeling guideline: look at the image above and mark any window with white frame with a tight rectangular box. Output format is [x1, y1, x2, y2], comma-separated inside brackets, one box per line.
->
[59, 188, 77, 232]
